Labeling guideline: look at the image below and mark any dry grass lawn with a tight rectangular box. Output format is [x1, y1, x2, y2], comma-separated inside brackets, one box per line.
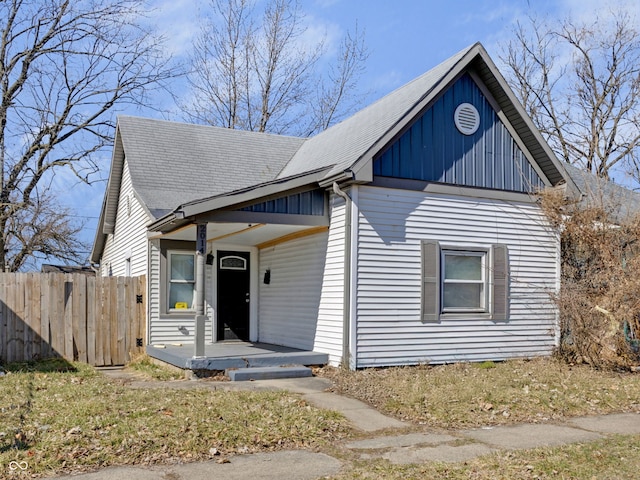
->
[323, 357, 640, 479]
[3, 356, 640, 479]
[0, 358, 349, 477]
[318, 357, 640, 428]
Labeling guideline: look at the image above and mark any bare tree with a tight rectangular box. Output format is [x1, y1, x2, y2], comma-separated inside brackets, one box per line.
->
[501, 9, 640, 182]
[306, 23, 368, 136]
[5, 188, 86, 272]
[0, 0, 179, 271]
[183, 0, 368, 136]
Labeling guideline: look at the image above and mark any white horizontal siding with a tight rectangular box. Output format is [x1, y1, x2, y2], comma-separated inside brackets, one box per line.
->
[355, 185, 559, 367]
[258, 233, 328, 350]
[100, 159, 149, 277]
[314, 194, 346, 365]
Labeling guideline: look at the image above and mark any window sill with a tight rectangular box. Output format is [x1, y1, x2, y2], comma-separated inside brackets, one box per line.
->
[162, 311, 197, 319]
[439, 312, 492, 320]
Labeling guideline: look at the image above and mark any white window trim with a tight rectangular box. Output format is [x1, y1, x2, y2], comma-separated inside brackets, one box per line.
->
[167, 250, 196, 313]
[441, 248, 489, 314]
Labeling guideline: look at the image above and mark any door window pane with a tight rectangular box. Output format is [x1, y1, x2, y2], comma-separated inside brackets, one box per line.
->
[220, 256, 247, 270]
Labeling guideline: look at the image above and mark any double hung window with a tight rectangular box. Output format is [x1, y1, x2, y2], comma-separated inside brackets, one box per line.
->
[421, 241, 508, 321]
[168, 251, 195, 311]
[442, 250, 487, 312]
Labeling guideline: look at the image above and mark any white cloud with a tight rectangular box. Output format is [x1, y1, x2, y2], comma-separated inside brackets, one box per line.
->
[558, 0, 640, 24]
[145, 0, 200, 58]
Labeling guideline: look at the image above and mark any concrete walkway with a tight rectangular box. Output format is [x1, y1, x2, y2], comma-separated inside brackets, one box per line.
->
[45, 370, 640, 479]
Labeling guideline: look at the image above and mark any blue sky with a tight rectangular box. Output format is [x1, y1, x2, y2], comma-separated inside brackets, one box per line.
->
[60, 0, 639, 266]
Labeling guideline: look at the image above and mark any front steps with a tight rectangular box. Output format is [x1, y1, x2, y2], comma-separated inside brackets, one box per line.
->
[226, 365, 312, 381]
[146, 343, 327, 381]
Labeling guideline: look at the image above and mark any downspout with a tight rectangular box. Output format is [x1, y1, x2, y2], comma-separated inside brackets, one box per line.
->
[332, 182, 352, 369]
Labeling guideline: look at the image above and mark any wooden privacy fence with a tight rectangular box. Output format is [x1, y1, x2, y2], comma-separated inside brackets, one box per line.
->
[0, 273, 145, 366]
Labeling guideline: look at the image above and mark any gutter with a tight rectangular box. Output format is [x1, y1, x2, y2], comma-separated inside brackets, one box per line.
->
[147, 211, 187, 233]
[319, 170, 355, 188]
[332, 182, 353, 369]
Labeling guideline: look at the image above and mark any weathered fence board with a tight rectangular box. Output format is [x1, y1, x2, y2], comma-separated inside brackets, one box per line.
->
[0, 273, 145, 366]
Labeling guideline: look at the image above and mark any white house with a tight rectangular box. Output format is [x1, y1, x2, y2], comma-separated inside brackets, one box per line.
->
[91, 43, 577, 369]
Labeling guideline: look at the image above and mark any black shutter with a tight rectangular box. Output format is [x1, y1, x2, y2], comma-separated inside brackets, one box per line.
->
[421, 240, 440, 322]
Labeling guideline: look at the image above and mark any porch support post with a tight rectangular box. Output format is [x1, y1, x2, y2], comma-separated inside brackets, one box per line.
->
[194, 222, 207, 357]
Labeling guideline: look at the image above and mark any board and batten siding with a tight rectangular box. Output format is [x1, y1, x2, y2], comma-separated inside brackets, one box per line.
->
[373, 73, 545, 194]
[147, 238, 214, 345]
[355, 185, 559, 367]
[258, 233, 328, 350]
[314, 194, 347, 365]
[100, 159, 149, 277]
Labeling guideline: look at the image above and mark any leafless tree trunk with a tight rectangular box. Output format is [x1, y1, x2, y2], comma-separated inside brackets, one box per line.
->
[501, 10, 640, 183]
[183, 0, 368, 136]
[0, 0, 179, 271]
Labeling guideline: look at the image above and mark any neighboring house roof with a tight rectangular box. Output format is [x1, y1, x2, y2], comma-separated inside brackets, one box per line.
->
[563, 163, 640, 223]
[41, 264, 96, 275]
[91, 41, 576, 261]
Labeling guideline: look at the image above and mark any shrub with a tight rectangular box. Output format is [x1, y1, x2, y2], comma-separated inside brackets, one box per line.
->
[540, 184, 640, 369]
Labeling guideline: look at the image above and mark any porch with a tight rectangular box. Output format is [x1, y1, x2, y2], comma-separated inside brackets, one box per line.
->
[146, 342, 328, 371]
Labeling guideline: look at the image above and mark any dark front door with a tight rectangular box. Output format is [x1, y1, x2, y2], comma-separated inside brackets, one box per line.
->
[217, 251, 250, 341]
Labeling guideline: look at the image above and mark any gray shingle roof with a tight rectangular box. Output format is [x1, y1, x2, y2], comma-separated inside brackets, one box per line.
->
[118, 42, 571, 218]
[94, 41, 579, 259]
[93, 42, 583, 262]
[117, 116, 305, 217]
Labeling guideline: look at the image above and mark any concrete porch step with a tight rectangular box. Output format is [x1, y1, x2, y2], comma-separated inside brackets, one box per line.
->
[226, 365, 312, 381]
[188, 351, 328, 371]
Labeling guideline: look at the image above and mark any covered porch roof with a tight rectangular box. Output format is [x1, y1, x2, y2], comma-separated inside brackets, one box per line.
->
[146, 168, 331, 247]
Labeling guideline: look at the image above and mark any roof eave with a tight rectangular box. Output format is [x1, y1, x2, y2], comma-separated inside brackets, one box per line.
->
[89, 203, 108, 264]
[470, 47, 580, 193]
[89, 122, 125, 264]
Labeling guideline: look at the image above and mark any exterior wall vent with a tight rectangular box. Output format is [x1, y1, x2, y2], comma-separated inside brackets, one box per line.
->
[454, 103, 480, 135]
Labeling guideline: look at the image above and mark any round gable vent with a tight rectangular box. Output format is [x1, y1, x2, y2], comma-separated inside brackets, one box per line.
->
[454, 103, 480, 135]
